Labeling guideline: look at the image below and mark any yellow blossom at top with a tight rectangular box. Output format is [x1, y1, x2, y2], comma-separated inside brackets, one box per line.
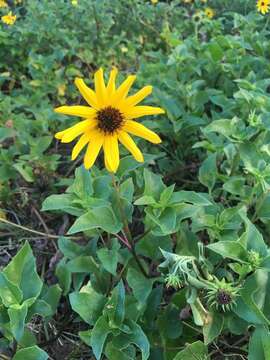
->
[71, 0, 78, 6]
[257, 0, 270, 14]
[151, 0, 158, 4]
[200, 0, 207, 3]
[0, 0, 8, 8]
[54, 68, 165, 173]
[1, 12, 16, 25]
[204, 7, 215, 19]
[184, 0, 193, 3]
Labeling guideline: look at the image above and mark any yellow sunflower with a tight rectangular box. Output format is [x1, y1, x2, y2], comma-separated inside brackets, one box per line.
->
[55, 68, 165, 173]
[1, 11, 16, 25]
[257, 0, 270, 14]
[204, 7, 215, 19]
[0, 0, 8, 8]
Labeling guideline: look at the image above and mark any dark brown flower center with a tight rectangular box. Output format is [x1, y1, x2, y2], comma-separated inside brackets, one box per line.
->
[96, 106, 124, 134]
[216, 290, 232, 305]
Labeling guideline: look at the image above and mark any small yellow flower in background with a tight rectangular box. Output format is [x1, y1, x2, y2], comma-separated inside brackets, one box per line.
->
[1, 11, 16, 25]
[205, 7, 215, 19]
[200, 0, 207, 3]
[183, 0, 193, 3]
[0, 209, 6, 220]
[120, 46, 128, 53]
[71, 0, 78, 6]
[257, 0, 270, 14]
[54, 68, 165, 173]
[151, 0, 158, 4]
[58, 84, 66, 97]
[0, 0, 8, 8]
[15, 0, 23, 4]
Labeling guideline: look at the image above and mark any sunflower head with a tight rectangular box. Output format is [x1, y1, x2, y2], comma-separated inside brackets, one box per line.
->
[54, 68, 165, 173]
[192, 11, 203, 23]
[0, 0, 8, 8]
[1, 11, 16, 25]
[204, 7, 215, 19]
[257, 0, 270, 14]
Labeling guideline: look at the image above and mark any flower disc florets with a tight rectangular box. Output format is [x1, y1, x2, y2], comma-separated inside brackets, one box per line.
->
[97, 106, 124, 134]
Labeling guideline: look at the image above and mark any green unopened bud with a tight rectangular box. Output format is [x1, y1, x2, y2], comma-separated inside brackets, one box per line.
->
[205, 277, 240, 312]
[248, 250, 261, 269]
[164, 274, 183, 290]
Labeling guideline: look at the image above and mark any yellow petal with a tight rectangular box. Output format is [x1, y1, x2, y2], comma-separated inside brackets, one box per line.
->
[124, 105, 165, 119]
[111, 75, 136, 105]
[122, 86, 152, 108]
[94, 68, 107, 107]
[54, 106, 96, 118]
[84, 134, 104, 169]
[118, 131, 144, 162]
[105, 155, 114, 173]
[74, 78, 99, 109]
[57, 120, 97, 143]
[103, 135, 120, 173]
[71, 132, 90, 160]
[123, 120, 161, 144]
[107, 67, 118, 94]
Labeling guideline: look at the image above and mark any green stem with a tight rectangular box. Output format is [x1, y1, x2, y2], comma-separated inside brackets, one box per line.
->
[111, 173, 150, 278]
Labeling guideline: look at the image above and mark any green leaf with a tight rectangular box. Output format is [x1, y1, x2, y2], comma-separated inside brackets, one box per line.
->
[8, 302, 28, 341]
[207, 241, 249, 263]
[58, 236, 92, 259]
[41, 284, 62, 315]
[126, 268, 153, 305]
[106, 280, 125, 328]
[134, 195, 156, 206]
[0, 272, 23, 306]
[239, 208, 268, 257]
[90, 315, 111, 360]
[157, 304, 183, 340]
[208, 41, 223, 61]
[143, 168, 165, 201]
[70, 284, 106, 325]
[113, 319, 150, 360]
[120, 178, 134, 202]
[41, 194, 81, 216]
[67, 165, 93, 198]
[173, 341, 208, 360]
[234, 270, 270, 326]
[198, 153, 217, 192]
[203, 312, 224, 345]
[0, 127, 14, 141]
[249, 326, 270, 360]
[160, 184, 175, 205]
[13, 163, 34, 182]
[105, 341, 134, 360]
[3, 242, 42, 301]
[97, 239, 120, 275]
[68, 206, 122, 234]
[169, 191, 212, 206]
[55, 259, 71, 295]
[12, 346, 48, 360]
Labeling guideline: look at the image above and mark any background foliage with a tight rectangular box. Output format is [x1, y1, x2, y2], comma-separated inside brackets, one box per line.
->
[1, 0, 270, 359]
